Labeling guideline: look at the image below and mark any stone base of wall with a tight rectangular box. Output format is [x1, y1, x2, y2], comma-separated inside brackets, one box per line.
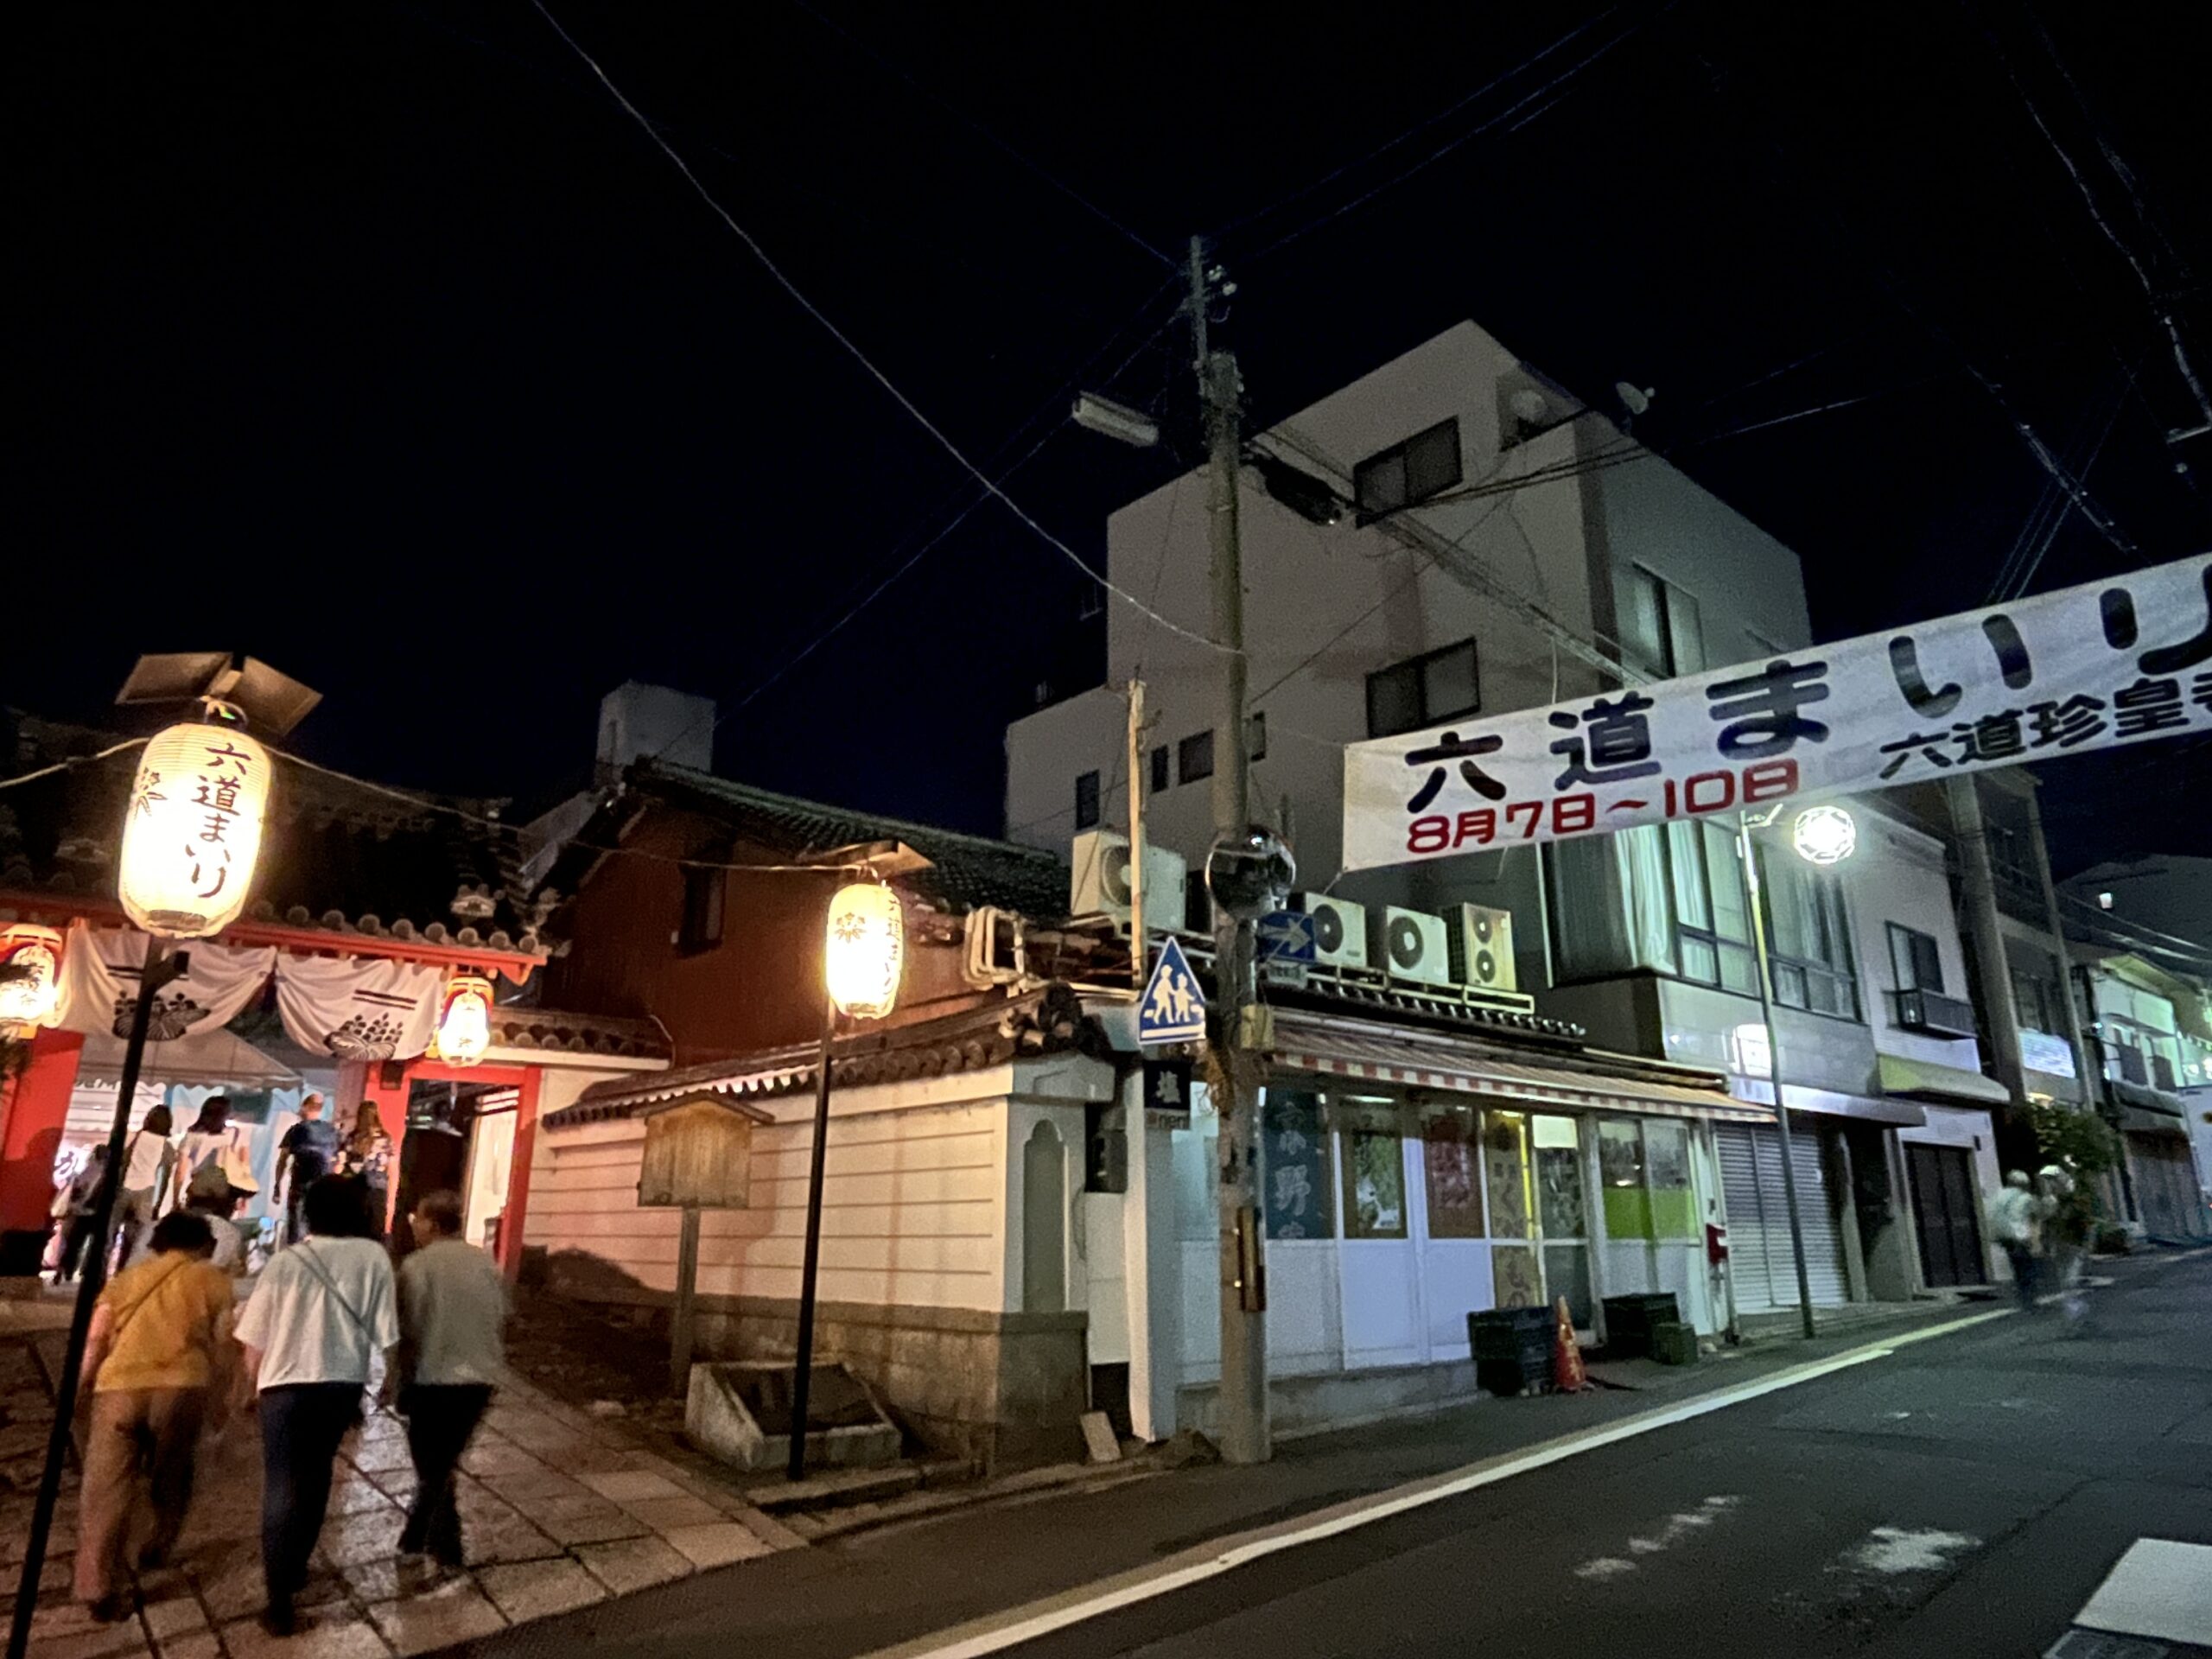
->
[541, 1262, 1086, 1471]
[1178, 1358, 1482, 1440]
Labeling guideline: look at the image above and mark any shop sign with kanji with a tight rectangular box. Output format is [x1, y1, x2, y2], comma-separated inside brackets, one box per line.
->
[1343, 556, 2212, 871]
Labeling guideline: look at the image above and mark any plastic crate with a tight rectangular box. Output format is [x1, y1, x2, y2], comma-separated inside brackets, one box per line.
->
[1649, 1320, 1700, 1366]
[1600, 1293, 1681, 1357]
[1467, 1305, 1554, 1359]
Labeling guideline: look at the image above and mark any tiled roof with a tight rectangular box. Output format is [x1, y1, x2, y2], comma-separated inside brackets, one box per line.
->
[0, 710, 553, 956]
[489, 1006, 670, 1060]
[603, 761, 1068, 917]
[545, 982, 1095, 1128]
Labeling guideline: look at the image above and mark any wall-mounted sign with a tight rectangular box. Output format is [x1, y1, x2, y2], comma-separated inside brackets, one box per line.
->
[2019, 1029, 2079, 1079]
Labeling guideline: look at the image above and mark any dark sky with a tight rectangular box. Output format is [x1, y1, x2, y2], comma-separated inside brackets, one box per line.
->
[19, 3, 2211, 874]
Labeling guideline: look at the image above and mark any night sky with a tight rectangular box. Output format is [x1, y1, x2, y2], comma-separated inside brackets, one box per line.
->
[19, 3, 2211, 874]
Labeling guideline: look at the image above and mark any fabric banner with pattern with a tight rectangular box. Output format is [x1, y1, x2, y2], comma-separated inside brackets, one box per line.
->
[56, 926, 278, 1041]
[272, 953, 442, 1061]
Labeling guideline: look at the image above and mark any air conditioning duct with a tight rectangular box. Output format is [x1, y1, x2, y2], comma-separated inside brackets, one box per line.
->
[1448, 904, 1517, 993]
[1291, 892, 1368, 969]
[1371, 906, 1451, 987]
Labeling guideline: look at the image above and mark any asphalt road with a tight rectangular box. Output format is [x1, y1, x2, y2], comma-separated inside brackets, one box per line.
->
[466, 1253, 2212, 1659]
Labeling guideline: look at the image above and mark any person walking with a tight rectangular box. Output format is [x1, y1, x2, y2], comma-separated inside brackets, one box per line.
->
[2039, 1163, 2092, 1329]
[115, 1105, 179, 1269]
[394, 1190, 509, 1568]
[73, 1211, 235, 1622]
[54, 1145, 111, 1283]
[1990, 1168, 2044, 1308]
[338, 1101, 396, 1241]
[233, 1176, 397, 1637]
[274, 1093, 338, 1246]
[170, 1097, 233, 1214]
[184, 1165, 251, 1277]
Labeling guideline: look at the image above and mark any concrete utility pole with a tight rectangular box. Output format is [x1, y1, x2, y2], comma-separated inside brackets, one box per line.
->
[1192, 233, 1269, 1465]
[1946, 774, 2033, 1166]
[1127, 677, 1147, 966]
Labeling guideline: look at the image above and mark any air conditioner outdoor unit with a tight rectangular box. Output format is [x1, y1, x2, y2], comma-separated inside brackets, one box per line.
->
[1371, 906, 1451, 987]
[1293, 892, 1368, 969]
[1070, 830, 1188, 929]
[1448, 904, 1518, 994]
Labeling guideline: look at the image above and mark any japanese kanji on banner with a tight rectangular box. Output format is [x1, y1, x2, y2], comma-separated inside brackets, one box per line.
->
[1343, 555, 2212, 871]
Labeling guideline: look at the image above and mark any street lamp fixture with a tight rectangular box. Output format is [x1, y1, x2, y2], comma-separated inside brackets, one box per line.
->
[1790, 804, 1858, 867]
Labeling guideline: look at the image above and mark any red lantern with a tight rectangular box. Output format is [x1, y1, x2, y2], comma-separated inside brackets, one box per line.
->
[0, 923, 65, 1036]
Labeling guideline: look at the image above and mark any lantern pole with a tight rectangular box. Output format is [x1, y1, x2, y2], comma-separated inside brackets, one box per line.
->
[9, 939, 187, 1659]
[788, 986, 837, 1480]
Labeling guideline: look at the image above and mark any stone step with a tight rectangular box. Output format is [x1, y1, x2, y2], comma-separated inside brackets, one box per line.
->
[745, 1463, 925, 1513]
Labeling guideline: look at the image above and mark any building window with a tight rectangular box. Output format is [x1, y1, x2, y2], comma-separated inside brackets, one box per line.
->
[1149, 745, 1169, 793]
[2011, 968, 2054, 1033]
[1365, 639, 1481, 738]
[1621, 566, 1706, 679]
[1666, 823, 1760, 996]
[1354, 418, 1462, 519]
[1762, 848, 1859, 1018]
[678, 865, 725, 953]
[1074, 769, 1102, 830]
[1177, 730, 1214, 785]
[1888, 923, 1944, 993]
[1246, 713, 1268, 761]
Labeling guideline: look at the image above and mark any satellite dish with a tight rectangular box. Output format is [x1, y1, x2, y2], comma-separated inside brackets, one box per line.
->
[1509, 388, 1550, 428]
[1615, 383, 1655, 417]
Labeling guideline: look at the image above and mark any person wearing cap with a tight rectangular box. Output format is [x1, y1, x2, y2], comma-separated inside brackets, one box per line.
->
[184, 1163, 252, 1276]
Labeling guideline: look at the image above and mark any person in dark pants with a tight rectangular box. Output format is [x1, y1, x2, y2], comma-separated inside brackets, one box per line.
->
[232, 1177, 397, 1637]
[395, 1190, 510, 1567]
[54, 1145, 110, 1282]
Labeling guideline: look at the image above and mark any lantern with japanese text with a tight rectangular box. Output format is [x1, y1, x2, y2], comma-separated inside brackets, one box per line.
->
[0, 924, 65, 1036]
[118, 718, 271, 938]
[435, 970, 493, 1067]
[824, 883, 902, 1020]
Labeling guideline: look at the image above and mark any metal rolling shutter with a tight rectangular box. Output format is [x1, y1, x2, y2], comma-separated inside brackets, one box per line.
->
[1716, 1123, 1849, 1312]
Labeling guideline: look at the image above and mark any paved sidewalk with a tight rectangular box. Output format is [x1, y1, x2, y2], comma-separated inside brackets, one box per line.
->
[4, 1356, 801, 1659]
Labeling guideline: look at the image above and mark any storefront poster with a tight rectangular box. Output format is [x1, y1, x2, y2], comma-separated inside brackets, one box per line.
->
[1262, 1090, 1333, 1241]
[1344, 555, 2212, 870]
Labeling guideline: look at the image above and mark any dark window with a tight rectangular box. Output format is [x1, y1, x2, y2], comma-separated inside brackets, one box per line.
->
[1177, 730, 1214, 785]
[1888, 924, 1945, 993]
[679, 865, 726, 953]
[1759, 849, 1859, 1019]
[1149, 745, 1169, 793]
[1666, 823, 1760, 996]
[1074, 769, 1102, 830]
[1246, 713, 1268, 761]
[1622, 567, 1706, 679]
[2011, 968, 2053, 1033]
[1354, 418, 1463, 519]
[1364, 639, 1481, 738]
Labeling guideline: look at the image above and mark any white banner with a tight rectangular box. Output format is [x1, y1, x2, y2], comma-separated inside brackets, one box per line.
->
[273, 954, 442, 1061]
[57, 926, 278, 1041]
[1344, 554, 2212, 870]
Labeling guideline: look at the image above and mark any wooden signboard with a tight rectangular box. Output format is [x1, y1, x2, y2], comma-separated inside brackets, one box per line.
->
[638, 1094, 764, 1395]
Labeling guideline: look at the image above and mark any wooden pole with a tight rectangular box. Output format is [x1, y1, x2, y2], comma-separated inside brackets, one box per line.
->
[671, 1203, 701, 1397]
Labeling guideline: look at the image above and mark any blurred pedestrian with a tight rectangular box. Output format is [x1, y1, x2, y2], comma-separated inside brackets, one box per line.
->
[170, 1097, 232, 1214]
[115, 1105, 178, 1269]
[274, 1093, 337, 1246]
[1991, 1169, 2044, 1308]
[184, 1164, 251, 1277]
[2038, 1163, 2092, 1328]
[73, 1211, 234, 1622]
[394, 1190, 508, 1568]
[338, 1101, 396, 1240]
[54, 1145, 110, 1283]
[233, 1176, 397, 1637]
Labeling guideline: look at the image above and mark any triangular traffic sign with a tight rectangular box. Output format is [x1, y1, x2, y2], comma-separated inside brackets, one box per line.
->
[1137, 936, 1206, 1045]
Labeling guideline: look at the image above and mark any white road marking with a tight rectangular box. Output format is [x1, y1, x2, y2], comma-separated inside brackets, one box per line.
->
[1573, 1558, 1636, 1580]
[859, 1309, 2013, 1659]
[1847, 1526, 1979, 1575]
[2075, 1539, 2212, 1645]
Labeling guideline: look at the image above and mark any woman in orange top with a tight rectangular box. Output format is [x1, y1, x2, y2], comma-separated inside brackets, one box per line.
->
[74, 1211, 236, 1621]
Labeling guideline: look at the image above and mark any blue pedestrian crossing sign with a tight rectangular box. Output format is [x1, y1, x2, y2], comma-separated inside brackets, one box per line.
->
[1138, 936, 1207, 1045]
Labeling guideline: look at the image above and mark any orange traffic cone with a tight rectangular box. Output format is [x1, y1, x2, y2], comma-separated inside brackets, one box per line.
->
[1552, 1296, 1589, 1393]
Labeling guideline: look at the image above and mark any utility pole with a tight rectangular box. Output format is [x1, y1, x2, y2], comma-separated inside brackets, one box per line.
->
[1737, 813, 1818, 1341]
[1191, 234, 1269, 1465]
[1127, 677, 1147, 970]
[1946, 775, 2034, 1167]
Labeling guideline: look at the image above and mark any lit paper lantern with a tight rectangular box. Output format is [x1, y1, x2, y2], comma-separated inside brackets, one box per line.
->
[1790, 804, 1857, 867]
[825, 883, 903, 1020]
[118, 720, 272, 938]
[0, 923, 64, 1034]
[435, 970, 494, 1067]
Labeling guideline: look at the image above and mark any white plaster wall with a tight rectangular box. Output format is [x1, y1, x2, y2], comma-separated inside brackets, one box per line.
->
[1846, 813, 1986, 1071]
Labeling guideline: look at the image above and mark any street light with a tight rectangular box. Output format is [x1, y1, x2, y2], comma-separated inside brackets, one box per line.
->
[1735, 801, 1858, 1343]
[10, 690, 290, 1659]
[788, 878, 905, 1479]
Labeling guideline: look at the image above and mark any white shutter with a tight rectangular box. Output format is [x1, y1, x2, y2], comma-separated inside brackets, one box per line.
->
[1716, 1123, 1848, 1313]
[1715, 1127, 1777, 1313]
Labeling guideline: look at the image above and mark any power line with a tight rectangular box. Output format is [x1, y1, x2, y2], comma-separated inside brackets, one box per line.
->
[531, 0, 1236, 659]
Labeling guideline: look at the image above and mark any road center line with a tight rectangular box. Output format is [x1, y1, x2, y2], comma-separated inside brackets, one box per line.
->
[860, 1308, 2014, 1659]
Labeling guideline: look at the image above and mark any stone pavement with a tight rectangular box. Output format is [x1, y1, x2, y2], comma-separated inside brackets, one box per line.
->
[4, 1352, 803, 1659]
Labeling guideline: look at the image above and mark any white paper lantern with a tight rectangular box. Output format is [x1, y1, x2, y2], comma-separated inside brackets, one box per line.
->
[1790, 804, 1858, 867]
[118, 721, 272, 938]
[825, 883, 903, 1020]
[435, 970, 494, 1067]
[0, 924, 64, 1033]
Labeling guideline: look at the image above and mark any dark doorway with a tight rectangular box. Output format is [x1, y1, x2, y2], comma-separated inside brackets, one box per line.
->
[1906, 1144, 1987, 1288]
[393, 1079, 511, 1255]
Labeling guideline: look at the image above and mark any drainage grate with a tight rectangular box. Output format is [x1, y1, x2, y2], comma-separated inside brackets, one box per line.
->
[2046, 1629, 2171, 1659]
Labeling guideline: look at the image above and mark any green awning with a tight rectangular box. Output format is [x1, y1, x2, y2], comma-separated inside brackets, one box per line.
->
[1878, 1052, 2011, 1108]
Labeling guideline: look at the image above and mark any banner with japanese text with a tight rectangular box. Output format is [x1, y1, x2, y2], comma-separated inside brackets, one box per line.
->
[1342, 554, 2212, 871]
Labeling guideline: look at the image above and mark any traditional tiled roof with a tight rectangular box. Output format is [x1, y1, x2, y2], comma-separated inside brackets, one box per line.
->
[0, 710, 553, 956]
[551, 760, 1068, 918]
[544, 982, 1095, 1128]
[489, 1006, 670, 1061]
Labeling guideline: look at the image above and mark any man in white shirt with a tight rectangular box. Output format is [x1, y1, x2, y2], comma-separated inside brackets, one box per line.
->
[233, 1176, 397, 1637]
[396, 1190, 509, 1567]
